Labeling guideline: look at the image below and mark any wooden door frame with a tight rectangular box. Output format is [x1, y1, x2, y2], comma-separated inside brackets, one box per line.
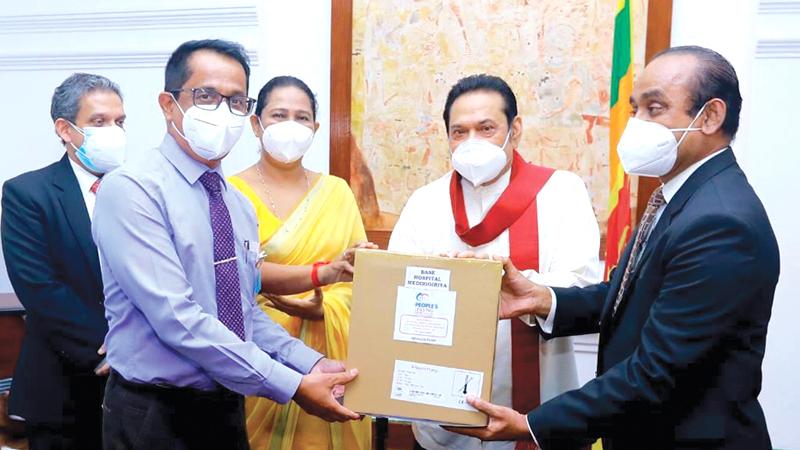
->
[330, 0, 354, 183]
[329, 0, 674, 233]
[637, 0, 674, 222]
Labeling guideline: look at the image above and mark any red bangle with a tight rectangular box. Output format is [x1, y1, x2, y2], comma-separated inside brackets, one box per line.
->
[311, 261, 330, 287]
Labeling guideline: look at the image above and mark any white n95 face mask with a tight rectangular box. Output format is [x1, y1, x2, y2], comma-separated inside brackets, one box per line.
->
[259, 119, 315, 164]
[616, 104, 707, 177]
[451, 130, 512, 186]
[171, 96, 245, 161]
[69, 123, 127, 174]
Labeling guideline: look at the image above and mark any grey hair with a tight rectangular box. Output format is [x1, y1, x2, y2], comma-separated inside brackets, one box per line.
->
[50, 72, 122, 124]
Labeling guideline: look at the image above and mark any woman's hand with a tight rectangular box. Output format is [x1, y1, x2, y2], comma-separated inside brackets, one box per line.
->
[318, 241, 379, 285]
[264, 288, 324, 320]
[340, 241, 379, 265]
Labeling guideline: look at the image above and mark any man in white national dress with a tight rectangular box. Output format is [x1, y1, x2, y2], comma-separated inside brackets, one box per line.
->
[388, 74, 601, 450]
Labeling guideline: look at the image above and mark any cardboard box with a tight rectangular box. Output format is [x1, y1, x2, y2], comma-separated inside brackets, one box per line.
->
[344, 249, 502, 426]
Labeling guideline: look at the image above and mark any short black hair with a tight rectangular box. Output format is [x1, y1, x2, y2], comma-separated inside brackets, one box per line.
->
[164, 39, 251, 92]
[255, 76, 318, 120]
[654, 45, 742, 138]
[443, 74, 518, 132]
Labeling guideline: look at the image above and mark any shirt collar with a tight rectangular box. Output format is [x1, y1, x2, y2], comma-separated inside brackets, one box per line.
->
[661, 146, 729, 203]
[159, 133, 225, 188]
[67, 155, 99, 194]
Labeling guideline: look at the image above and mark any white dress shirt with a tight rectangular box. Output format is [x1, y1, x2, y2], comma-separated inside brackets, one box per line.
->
[656, 147, 729, 226]
[67, 156, 100, 217]
[389, 167, 601, 450]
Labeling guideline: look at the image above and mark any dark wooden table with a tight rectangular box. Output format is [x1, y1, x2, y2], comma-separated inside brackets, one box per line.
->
[0, 293, 24, 380]
[0, 292, 26, 448]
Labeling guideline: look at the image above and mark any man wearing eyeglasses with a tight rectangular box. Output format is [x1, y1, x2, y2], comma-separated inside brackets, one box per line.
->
[92, 39, 361, 449]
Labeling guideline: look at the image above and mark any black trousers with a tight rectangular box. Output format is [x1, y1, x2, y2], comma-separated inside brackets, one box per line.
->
[102, 371, 248, 450]
[26, 374, 105, 450]
[26, 421, 101, 450]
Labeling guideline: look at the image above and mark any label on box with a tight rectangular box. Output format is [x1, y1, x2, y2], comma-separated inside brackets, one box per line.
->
[404, 266, 451, 291]
[394, 286, 456, 346]
[390, 360, 483, 411]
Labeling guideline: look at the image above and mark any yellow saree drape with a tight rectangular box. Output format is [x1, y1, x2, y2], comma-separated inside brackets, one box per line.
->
[228, 174, 372, 450]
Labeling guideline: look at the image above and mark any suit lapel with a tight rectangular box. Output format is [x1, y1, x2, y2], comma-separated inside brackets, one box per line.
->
[601, 149, 738, 327]
[625, 203, 673, 279]
[633, 149, 739, 273]
[599, 234, 635, 328]
[52, 154, 101, 287]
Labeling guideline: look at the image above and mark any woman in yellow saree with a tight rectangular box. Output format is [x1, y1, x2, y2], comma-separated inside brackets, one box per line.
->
[229, 76, 372, 450]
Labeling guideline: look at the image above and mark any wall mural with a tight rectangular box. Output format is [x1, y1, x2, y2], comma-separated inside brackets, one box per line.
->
[350, 0, 649, 240]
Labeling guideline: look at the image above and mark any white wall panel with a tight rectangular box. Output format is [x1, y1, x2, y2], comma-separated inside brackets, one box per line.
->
[0, 0, 333, 292]
[672, 1, 799, 447]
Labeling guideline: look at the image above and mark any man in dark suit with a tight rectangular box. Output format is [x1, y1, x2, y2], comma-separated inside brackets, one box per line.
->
[1, 73, 127, 449]
[447, 46, 780, 450]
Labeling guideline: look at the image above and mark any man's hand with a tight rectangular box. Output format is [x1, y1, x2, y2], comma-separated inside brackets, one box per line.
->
[94, 344, 110, 376]
[497, 257, 552, 320]
[319, 241, 379, 285]
[263, 288, 324, 320]
[442, 252, 552, 320]
[310, 358, 347, 374]
[293, 366, 360, 422]
[310, 358, 348, 398]
[443, 395, 535, 443]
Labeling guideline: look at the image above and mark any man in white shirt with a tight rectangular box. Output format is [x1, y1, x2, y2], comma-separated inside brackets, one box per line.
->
[1, 73, 126, 450]
[446, 46, 778, 450]
[388, 74, 600, 450]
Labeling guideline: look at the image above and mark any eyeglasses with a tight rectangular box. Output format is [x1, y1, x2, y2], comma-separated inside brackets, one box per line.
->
[170, 88, 256, 116]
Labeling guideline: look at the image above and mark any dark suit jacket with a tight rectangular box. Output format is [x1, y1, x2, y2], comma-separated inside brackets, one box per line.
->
[1, 153, 107, 425]
[529, 149, 779, 450]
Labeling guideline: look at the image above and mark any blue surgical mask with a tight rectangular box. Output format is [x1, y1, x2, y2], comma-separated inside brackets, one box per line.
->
[69, 123, 127, 174]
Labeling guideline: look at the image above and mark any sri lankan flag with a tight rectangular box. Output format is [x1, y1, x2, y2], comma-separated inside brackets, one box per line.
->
[605, 0, 634, 280]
